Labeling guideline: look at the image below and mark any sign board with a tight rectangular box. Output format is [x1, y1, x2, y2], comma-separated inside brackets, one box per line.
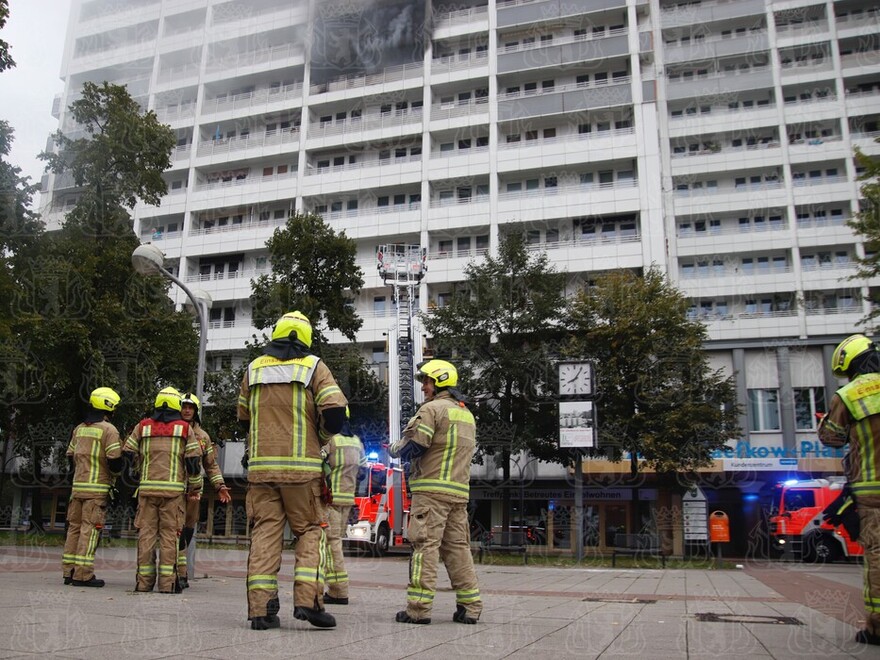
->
[559, 400, 596, 448]
[683, 487, 708, 541]
[709, 510, 730, 543]
[722, 457, 798, 472]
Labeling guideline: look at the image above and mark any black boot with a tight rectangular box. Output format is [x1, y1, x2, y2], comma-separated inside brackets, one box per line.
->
[179, 576, 189, 590]
[63, 574, 73, 585]
[323, 593, 349, 605]
[395, 610, 430, 624]
[453, 605, 478, 624]
[294, 607, 336, 628]
[250, 598, 281, 630]
[855, 630, 880, 645]
[71, 576, 105, 588]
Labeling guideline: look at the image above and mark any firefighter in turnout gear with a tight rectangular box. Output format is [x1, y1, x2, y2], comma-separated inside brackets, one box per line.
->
[389, 359, 482, 625]
[819, 334, 880, 646]
[238, 311, 348, 630]
[124, 387, 201, 593]
[177, 392, 232, 588]
[62, 387, 124, 587]
[321, 407, 367, 605]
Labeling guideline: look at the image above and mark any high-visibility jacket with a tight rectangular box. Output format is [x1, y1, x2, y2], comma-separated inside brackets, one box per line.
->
[325, 433, 366, 506]
[67, 420, 122, 499]
[186, 424, 226, 495]
[124, 419, 201, 497]
[819, 372, 880, 506]
[392, 391, 476, 501]
[238, 353, 347, 484]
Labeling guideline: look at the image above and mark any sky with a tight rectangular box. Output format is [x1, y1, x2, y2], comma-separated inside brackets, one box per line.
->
[0, 0, 72, 195]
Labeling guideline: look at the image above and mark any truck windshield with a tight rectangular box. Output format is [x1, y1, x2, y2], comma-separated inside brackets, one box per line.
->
[355, 468, 387, 498]
[783, 489, 816, 511]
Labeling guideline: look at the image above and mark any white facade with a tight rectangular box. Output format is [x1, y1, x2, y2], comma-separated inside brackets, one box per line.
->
[43, 0, 880, 458]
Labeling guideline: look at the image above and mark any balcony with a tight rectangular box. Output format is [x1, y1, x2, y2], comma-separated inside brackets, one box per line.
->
[660, 0, 765, 29]
[497, 126, 636, 170]
[306, 154, 422, 177]
[431, 98, 489, 122]
[301, 155, 422, 195]
[431, 50, 489, 74]
[497, 31, 629, 74]
[498, 78, 633, 120]
[319, 204, 422, 241]
[205, 43, 304, 76]
[307, 109, 424, 147]
[156, 63, 200, 86]
[201, 83, 303, 117]
[308, 62, 424, 96]
[672, 181, 787, 214]
[497, 0, 628, 29]
[195, 128, 300, 159]
[497, 179, 640, 225]
[664, 32, 769, 65]
[191, 169, 296, 195]
[156, 104, 196, 123]
[676, 222, 791, 257]
[668, 102, 777, 136]
[433, 5, 489, 32]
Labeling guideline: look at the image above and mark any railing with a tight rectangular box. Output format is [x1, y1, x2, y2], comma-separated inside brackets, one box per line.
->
[141, 229, 182, 241]
[499, 26, 628, 55]
[836, 10, 880, 28]
[526, 233, 641, 251]
[497, 0, 542, 8]
[498, 178, 639, 202]
[431, 50, 488, 72]
[206, 43, 303, 73]
[775, 20, 827, 35]
[780, 59, 834, 74]
[796, 216, 848, 228]
[212, 0, 301, 25]
[308, 108, 423, 138]
[432, 98, 489, 120]
[197, 128, 299, 156]
[156, 105, 196, 122]
[309, 62, 424, 95]
[678, 223, 789, 238]
[208, 320, 239, 329]
[671, 141, 780, 158]
[852, 130, 880, 141]
[74, 37, 157, 60]
[681, 264, 794, 279]
[192, 169, 296, 193]
[429, 195, 490, 209]
[434, 145, 489, 158]
[805, 305, 860, 316]
[428, 247, 491, 261]
[433, 5, 488, 25]
[317, 202, 421, 221]
[670, 102, 777, 120]
[157, 63, 200, 84]
[184, 268, 268, 284]
[171, 143, 192, 160]
[201, 82, 303, 115]
[782, 95, 837, 107]
[789, 135, 843, 146]
[840, 51, 880, 68]
[791, 174, 848, 187]
[500, 76, 632, 100]
[668, 64, 771, 83]
[189, 216, 286, 237]
[306, 154, 422, 176]
[674, 181, 783, 197]
[801, 260, 856, 272]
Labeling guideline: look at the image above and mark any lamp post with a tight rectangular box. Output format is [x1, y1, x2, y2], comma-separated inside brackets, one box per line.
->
[132, 243, 212, 580]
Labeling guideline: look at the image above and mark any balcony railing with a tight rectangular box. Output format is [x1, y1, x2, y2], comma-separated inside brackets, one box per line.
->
[500, 76, 632, 100]
[434, 145, 489, 158]
[796, 216, 848, 229]
[671, 141, 780, 158]
[429, 195, 490, 209]
[433, 4, 488, 25]
[309, 61, 424, 95]
[498, 178, 639, 202]
[805, 305, 860, 316]
[428, 247, 491, 261]
[308, 108, 423, 138]
[189, 216, 286, 237]
[156, 105, 196, 122]
[791, 174, 848, 187]
[525, 233, 642, 251]
[431, 98, 489, 120]
[192, 169, 296, 193]
[197, 128, 299, 157]
[681, 264, 793, 279]
[316, 202, 421, 221]
[670, 101, 776, 121]
[431, 50, 488, 72]
[499, 27, 628, 55]
[201, 82, 303, 115]
[678, 222, 789, 238]
[801, 259, 856, 272]
[306, 154, 422, 176]
[185, 268, 268, 284]
[674, 180, 783, 197]
[157, 63, 200, 84]
[206, 44, 303, 73]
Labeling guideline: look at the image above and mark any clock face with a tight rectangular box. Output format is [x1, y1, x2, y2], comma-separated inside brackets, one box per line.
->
[558, 362, 592, 397]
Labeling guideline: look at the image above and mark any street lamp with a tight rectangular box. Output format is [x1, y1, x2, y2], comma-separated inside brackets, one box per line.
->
[132, 243, 213, 582]
[131, 244, 211, 402]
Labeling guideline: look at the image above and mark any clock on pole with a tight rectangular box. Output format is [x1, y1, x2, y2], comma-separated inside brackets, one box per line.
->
[557, 360, 594, 398]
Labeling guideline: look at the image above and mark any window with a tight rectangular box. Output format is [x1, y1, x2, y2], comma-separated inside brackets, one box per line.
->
[795, 388, 826, 430]
[749, 388, 781, 431]
[373, 296, 386, 314]
[784, 489, 816, 511]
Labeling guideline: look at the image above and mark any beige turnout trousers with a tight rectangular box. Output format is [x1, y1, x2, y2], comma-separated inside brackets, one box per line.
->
[62, 498, 108, 581]
[323, 504, 352, 598]
[135, 495, 184, 592]
[404, 493, 482, 621]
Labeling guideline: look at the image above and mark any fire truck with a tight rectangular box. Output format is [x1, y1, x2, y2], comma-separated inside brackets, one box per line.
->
[769, 477, 863, 562]
[344, 462, 411, 556]
[342, 245, 425, 556]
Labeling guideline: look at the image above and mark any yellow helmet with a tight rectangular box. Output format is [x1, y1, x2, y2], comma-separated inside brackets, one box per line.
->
[89, 387, 120, 412]
[416, 359, 458, 388]
[831, 334, 875, 377]
[271, 310, 312, 347]
[180, 392, 200, 413]
[154, 386, 182, 412]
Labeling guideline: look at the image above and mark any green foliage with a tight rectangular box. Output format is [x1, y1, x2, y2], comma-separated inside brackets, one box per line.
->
[40, 82, 174, 212]
[566, 268, 740, 475]
[847, 142, 880, 330]
[422, 233, 569, 465]
[249, 212, 364, 347]
[2, 82, 198, 474]
[0, 1, 14, 73]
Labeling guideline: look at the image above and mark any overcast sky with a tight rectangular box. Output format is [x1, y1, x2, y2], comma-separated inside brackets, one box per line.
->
[0, 0, 72, 194]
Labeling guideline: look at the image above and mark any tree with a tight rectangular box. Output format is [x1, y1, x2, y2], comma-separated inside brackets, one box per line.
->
[846, 141, 880, 329]
[250, 212, 365, 349]
[566, 268, 740, 552]
[421, 233, 569, 530]
[6, 83, 197, 530]
[0, 1, 14, 73]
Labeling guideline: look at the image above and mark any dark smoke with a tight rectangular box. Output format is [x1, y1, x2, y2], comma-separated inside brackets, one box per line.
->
[311, 0, 431, 85]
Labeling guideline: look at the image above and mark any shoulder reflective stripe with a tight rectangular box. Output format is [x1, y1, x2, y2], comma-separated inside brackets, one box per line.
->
[105, 442, 121, 453]
[172, 424, 184, 438]
[333, 437, 362, 448]
[76, 427, 104, 439]
[142, 424, 152, 438]
[447, 407, 475, 425]
[416, 423, 434, 438]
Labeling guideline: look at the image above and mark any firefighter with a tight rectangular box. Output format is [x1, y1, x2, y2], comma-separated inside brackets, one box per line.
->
[321, 407, 367, 605]
[177, 392, 232, 589]
[389, 359, 482, 625]
[62, 387, 124, 587]
[819, 334, 880, 646]
[238, 311, 347, 630]
[124, 387, 201, 593]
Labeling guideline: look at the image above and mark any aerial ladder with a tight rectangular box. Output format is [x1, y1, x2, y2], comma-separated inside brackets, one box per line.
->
[374, 244, 427, 546]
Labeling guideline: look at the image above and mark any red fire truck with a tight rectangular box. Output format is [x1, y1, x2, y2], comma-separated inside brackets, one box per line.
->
[343, 462, 411, 556]
[769, 477, 863, 562]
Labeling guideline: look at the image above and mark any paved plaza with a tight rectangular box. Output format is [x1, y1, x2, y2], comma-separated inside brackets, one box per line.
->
[0, 545, 875, 659]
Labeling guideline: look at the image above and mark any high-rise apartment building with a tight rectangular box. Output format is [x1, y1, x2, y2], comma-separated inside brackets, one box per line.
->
[41, 0, 880, 552]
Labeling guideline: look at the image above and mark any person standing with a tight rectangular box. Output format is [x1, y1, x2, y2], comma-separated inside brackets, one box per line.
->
[238, 311, 347, 630]
[322, 409, 366, 605]
[389, 359, 482, 625]
[819, 334, 880, 646]
[177, 392, 232, 589]
[62, 387, 124, 587]
[124, 387, 201, 593]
